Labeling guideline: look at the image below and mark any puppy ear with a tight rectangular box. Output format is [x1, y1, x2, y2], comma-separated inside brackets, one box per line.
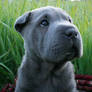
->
[14, 12, 31, 33]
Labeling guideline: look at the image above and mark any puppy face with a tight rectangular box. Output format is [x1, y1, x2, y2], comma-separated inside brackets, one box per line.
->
[15, 6, 83, 64]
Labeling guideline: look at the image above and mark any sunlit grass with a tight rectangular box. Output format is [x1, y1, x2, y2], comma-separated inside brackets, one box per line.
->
[0, 0, 92, 89]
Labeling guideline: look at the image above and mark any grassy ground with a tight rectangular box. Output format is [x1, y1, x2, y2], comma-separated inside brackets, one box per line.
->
[0, 0, 92, 90]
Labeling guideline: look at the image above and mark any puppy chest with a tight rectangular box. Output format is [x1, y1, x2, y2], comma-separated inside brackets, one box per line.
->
[31, 75, 70, 92]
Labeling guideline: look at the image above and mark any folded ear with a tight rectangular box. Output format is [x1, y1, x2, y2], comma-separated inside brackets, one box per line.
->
[14, 12, 31, 33]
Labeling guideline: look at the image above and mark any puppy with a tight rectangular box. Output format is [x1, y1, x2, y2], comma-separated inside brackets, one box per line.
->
[15, 6, 83, 92]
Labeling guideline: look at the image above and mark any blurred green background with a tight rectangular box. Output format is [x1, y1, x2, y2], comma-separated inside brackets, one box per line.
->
[0, 0, 92, 90]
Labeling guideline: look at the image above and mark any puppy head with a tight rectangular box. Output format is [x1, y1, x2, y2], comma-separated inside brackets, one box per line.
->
[15, 6, 83, 64]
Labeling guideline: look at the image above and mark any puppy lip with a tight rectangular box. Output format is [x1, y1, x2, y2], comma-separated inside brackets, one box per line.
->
[65, 52, 75, 60]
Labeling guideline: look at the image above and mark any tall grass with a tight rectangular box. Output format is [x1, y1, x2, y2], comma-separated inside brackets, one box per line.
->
[0, 0, 92, 89]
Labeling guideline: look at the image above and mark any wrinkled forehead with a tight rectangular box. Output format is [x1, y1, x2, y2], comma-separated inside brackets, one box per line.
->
[31, 6, 70, 21]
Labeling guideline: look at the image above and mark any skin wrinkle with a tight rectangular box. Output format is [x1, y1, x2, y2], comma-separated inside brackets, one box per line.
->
[14, 6, 83, 92]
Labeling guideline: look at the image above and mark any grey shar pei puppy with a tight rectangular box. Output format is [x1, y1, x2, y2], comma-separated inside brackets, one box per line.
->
[14, 6, 83, 92]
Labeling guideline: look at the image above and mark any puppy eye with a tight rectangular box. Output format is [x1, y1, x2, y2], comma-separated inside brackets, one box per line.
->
[69, 18, 72, 23]
[40, 19, 49, 27]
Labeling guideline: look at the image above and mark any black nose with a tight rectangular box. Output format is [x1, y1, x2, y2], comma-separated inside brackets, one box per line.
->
[56, 23, 78, 39]
[65, 29, 78, 38]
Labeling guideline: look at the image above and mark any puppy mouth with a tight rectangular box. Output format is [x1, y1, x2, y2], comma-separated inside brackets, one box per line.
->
[51, 48, 77, 71]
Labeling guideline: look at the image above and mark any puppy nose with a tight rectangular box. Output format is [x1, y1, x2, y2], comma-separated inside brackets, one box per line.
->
[65, 29, 78, 38]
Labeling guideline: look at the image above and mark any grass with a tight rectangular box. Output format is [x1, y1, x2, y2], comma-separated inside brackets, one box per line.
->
[0, 0, 92, 90]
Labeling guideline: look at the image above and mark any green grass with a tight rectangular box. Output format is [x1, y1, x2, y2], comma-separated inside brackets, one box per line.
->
[0, 0, 92, 90]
